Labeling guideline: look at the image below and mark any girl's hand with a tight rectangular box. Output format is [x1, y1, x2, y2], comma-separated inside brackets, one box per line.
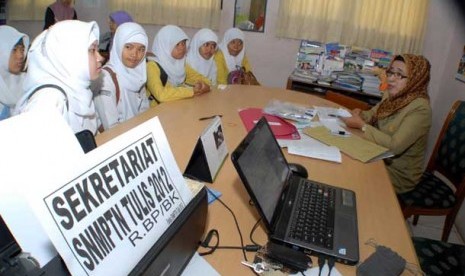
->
[193, 81, 210, 95]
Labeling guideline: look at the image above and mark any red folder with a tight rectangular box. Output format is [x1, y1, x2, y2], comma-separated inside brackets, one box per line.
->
[238, 108, 300, 140]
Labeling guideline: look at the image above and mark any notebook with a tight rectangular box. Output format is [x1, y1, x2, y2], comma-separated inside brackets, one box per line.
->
[231, 117, 359, 265]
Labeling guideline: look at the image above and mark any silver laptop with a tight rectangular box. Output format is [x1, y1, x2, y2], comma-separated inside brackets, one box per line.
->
[231, 117, 359, 265]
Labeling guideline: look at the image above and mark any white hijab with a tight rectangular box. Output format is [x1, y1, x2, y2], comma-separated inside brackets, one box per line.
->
[150, 25, 189, 86]
[219, 28, 245, 72]
[106, 22, 147, 93]
[186, 28, 218, 84]
[0, 26, 29, 107]
[19, 20, 99, 117]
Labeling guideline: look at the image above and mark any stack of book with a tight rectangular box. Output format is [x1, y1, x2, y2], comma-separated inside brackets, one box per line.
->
[295, 40, 324, 72]
[291, 40, 390, 96]
[370, 49, 392, 68]
[359, 72, 381, 96]
[291, 69, 318, 82]
[332, 72, 363, 91]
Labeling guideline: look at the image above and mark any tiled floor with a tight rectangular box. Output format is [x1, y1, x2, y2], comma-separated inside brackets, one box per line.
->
[406, 216, 465, 245]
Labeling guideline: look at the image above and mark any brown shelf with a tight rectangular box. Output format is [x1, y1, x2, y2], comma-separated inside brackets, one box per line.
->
[287, 76, 381, 106]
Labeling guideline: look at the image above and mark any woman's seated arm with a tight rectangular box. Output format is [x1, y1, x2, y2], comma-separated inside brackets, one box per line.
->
[146, 61, 194, 104]
[363, 99, 431, 155]
[185, 64, 211, 86]
[214, 51, 228, 85]
[242, 55, 253, 73]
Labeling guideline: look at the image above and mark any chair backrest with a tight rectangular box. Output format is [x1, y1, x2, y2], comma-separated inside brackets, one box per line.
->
[325, 91, 371, 111]
[428, 100, 465, 190]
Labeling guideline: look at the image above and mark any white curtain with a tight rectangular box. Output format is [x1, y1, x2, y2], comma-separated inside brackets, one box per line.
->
[109, 0, 221, 29]
[276, 0, 429, 54]
[8, 0, 50, 20]
[8, 0, 221, 30]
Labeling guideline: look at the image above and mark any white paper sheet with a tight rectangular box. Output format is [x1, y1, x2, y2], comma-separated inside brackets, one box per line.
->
[286, 132, 342, 163]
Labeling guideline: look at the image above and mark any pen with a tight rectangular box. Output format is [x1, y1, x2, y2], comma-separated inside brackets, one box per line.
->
[330, 130, 351, 137]
[199, 115, 223, 121]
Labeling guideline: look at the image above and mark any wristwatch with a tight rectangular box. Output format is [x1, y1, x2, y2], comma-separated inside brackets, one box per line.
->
[361, 124, 367, 132]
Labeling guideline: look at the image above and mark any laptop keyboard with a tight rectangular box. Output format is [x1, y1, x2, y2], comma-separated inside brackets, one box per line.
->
[288, 179, 336, 249]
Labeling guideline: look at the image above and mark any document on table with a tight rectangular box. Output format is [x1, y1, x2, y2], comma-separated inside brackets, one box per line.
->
[303, 126, 391, 163]
[314, 106, 352, 120]
[279, 131, 342, 163]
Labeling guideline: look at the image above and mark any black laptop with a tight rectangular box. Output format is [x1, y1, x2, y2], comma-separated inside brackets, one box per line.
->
[231, 117, 359, 265]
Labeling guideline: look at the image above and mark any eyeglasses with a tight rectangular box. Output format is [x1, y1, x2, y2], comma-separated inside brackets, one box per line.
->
[386, 69, 408, 79]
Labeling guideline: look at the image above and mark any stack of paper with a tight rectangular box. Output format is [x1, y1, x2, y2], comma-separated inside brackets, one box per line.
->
[284, 133, 342, 163]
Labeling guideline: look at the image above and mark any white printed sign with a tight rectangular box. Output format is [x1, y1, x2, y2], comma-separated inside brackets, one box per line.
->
[29, 117, 192, 275]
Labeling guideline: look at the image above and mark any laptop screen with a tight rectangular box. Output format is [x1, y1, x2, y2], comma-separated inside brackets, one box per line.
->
[232, 117, 290, 226]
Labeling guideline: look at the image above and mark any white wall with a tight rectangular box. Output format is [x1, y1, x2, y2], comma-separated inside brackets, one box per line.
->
[7, 0, 465, 238]
[423, 0, 465, 240]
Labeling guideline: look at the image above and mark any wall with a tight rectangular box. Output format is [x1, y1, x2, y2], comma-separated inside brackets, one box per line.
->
[423, 0, 465, 240]
[7, 0, 465, 238]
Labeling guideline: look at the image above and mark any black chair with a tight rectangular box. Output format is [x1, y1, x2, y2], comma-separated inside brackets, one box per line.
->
[398, 100, 465, 242]
[412, 237, 465, 275]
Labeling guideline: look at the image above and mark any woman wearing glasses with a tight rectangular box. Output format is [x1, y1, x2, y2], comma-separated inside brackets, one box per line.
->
[342, 54, 432, 194]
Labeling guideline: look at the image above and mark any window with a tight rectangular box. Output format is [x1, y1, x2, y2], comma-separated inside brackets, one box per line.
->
[8, 0, 221, 30]
[109, 0, 221, 29]
[276, 0, 429, 54]
[8, 0, 49, 21]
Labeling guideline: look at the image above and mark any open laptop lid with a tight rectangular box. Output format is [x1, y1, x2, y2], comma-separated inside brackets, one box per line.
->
[231, 117, 292, 232]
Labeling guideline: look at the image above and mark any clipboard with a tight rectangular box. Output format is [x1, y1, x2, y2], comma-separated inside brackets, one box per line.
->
[238, 108, 300, 140]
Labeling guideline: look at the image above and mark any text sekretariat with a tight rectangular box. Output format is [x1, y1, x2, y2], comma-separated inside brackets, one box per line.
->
[46, 135, 186, 272]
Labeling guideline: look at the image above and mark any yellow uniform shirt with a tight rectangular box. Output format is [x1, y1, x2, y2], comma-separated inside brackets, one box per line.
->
[146, 61, 211, 107]
[214, 50, 252, 85]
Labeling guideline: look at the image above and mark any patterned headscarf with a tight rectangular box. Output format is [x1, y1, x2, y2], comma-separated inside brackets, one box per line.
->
[371, 54, 430, 124]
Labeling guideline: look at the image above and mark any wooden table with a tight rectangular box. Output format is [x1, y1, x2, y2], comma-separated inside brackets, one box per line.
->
[96, 85, 417, 275]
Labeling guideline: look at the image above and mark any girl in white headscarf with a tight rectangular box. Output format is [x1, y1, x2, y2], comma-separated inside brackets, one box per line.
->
[0, 26, 29, 120]
[186, 28, 218, 86]
[94, 22, 149, 131]
[214, 28, 254, 85]
[16, 20, 102, 134]
[146, 25, 210, 106]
